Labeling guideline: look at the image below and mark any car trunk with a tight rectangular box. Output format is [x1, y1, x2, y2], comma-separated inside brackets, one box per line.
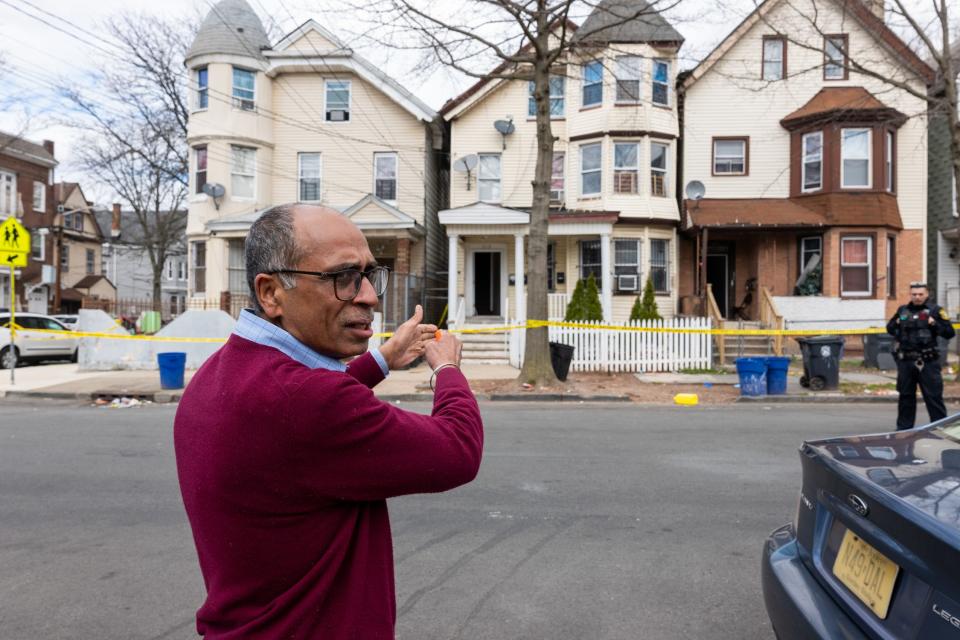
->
[794, 421, 960, 638]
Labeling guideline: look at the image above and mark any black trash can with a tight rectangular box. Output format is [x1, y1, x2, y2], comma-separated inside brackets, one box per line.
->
[862, 333, 896, 370]
[549, 342, 575, 381]
[796, 335, 845, 391]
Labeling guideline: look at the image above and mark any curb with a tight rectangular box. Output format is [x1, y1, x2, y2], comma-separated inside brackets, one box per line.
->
[737, 395, 960, 404]
[2, 390, 184, 403]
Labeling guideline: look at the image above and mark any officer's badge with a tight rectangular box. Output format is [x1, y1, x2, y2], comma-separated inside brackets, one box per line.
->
[940, 308, 950, 321]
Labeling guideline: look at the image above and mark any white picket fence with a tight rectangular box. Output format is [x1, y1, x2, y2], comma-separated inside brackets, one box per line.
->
[509, 317, 713, 372]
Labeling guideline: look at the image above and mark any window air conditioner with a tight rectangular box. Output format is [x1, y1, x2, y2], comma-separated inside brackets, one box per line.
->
[327, 109, 349, 122]
[617, 274, 639, 291]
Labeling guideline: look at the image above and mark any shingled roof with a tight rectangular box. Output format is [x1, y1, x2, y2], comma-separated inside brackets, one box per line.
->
[185, 0, 270, 63]
[573, 0, 684, 46]
[0, 132, 57, 168]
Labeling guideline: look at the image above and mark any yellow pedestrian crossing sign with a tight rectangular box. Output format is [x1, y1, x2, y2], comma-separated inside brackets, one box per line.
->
[0, 217, 30, 254]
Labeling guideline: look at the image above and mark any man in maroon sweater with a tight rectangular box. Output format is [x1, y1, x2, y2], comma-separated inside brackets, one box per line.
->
[174, 204, 483, 639]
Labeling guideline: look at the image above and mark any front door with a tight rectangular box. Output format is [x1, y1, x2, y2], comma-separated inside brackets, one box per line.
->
[707, 254, 730, 318]
[473, 252, 501, 316]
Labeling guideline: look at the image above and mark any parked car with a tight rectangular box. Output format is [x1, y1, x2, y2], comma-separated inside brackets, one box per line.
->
[52, 314, 79, 329]
[0, 312, 79, 368]
[762, 419, 960, 639]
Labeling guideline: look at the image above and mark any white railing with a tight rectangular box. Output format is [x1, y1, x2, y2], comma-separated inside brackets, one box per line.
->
[450, 296, 466, 329]
[509, 317, 713, 372]
[548, 293, 570, 320]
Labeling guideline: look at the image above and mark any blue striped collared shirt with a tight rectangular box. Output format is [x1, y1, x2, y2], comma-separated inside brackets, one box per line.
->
[233, 309, 389, 376]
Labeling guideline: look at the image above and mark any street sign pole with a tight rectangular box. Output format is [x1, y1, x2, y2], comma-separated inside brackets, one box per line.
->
[9, 265, 15, 385]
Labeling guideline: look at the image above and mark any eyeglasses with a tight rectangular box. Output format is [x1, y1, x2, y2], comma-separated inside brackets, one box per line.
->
[270, 265, 390, 301]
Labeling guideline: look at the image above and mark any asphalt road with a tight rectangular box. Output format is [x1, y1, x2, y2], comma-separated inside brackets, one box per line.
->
[0, 400, 910, 639]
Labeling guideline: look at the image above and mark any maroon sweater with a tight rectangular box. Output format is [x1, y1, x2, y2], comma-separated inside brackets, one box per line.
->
[174, 335, 483, 639]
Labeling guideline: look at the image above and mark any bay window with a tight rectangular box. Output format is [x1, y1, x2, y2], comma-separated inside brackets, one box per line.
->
[194, 146, 207, 194]
[802, 132, 822, 191]
[652, 60, 669, 106]
[840, 236, 872, 296]
[551, 152, 565, 203]
[615, 56, 642, 103]
[614, 142, 640, 194]
[232, 67, 255, 110]
[650, 142, 668, 197]
[841, 128, 871, 188]
[886, 131, 894, 192]
[196, 67, 209, 110]
[580, 143, 602, 196]
[230, 145, 256, 199]
[582, 61, 603, 107]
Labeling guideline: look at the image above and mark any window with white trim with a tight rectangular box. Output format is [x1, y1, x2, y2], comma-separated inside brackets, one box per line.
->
[178, 260, 186, 281]
[0, 170, 16, 216]
[232, 67, 255, 110]
[32, 181, 45, 212]
[841, 128, 871, 188]
[802, 132, 823, 191]
[580, 239, 601, 281]
[374, 152, 398, 202]
[886, 130, 894, 192]
[231, 145, 256, 199]
[614, 239, 640, 292]
[86, 249, 95, 275]
[298, 152, 321, 202]
[713, 139, 746, 175]
[550, 152, 565, 203]
[192, 241, 206, 294]
[580, 143, 602, 196]
[613, 142, 640, 194]
[325, 80, 351, 122]
[762, 38, 785, 80]
[31, 231, 44, 260]
[196, 67, 209, 110]
[841, 236, 872, 296]
[60, 243, 69, 272]
[652, 60, 670, 106]
[478, 153, 501, 202]
[650, 141, 668, 197]
[650, 239, 670, 293]
[582, 60, 602, 107]
[824, 35, 847, 80]
[529, 76, 565, 117]
[194, 146, 207, 195]
[166, 259, 174, 280]
[615, 56, 642, 103]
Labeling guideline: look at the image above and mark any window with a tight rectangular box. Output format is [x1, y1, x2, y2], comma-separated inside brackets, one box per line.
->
[32, 181, 45, 212]
[547, 241, 557, 290]
[824, 35, 848, 80]
[887, 235, 896, 298]
[60, 243, 69, 272]
[478, 153, 501, 202]
[550, 152, 565, 203]
[614, 239, 640, 292]
[73, 213, 83, 232]
[166, 259, 173, 280]
[580, 143, 602, 196]
[374, 152, 398, 201]
[613, 142, 640, 194]
[31, 232, 43, 260]
[840, 236, 872, 296]
[528, 76, 565, 117]
[802, 132, 823, 191]
[298, 152, 322, 202]
[0, 170, 16, 216]
[194, 146, 207, 195]
[762, 37, 785, 80]
[178, 260, 186, 281]
[650, 239, 670, 293]
[886, 131, 894, 192]
[799, 236, 822, 293]
[196, 67, 209, 110]
[652, 60, 670, 106]
[232, 67, 255, 110]
[650, 141, 668, 197]
[325, 80, 351, 122]
[582, 60, 603, 107]
[192, 241, 206, 294]
[228, 239, 246, 294]
[615, 56, 642, 103]
[712, 139, 747, 175]
[86, 249, 95, 275]
[580, 239, 601, 281]
[231, 145, 256, 199]
[841, 128, 871, 188]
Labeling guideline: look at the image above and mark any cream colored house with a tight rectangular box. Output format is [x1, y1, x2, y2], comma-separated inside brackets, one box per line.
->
[439, 1, 684, 327]
[52, 182, 115, 313]
[678, 0, 932, 324]
[184, 0, 444, 324]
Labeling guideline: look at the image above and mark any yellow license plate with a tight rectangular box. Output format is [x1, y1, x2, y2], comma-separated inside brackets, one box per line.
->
[832, 529, 900, 619]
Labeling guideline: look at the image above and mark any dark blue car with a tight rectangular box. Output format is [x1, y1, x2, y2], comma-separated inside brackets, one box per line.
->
[762, 417, 960, 639]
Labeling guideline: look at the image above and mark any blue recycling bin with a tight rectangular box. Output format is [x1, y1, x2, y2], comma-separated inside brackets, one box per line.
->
[157, 352, 187, 389]
[764, 356, 791, 395]
[735, 357, 767, 397]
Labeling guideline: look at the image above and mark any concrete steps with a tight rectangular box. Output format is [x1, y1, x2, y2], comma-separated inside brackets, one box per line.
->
[458, 323, 510, 365]
[716, 321, 775, 365]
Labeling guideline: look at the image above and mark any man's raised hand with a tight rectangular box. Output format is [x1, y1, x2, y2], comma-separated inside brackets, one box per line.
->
[378, 305, 437, 370]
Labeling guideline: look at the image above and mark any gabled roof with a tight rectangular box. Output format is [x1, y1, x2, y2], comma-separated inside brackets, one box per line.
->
[572, 0, 683, 46]
[185, 0, 270, 64]
[343, 194, 422, 232]
[0, 132, 57, 168]
[780, 86, 906, 128]
[94, 208, 187, 245]
[681, 0, 934, 91]
[439, 201, 531, 225]
[54, 182, 94, 207]
[73, 274, 112, 290]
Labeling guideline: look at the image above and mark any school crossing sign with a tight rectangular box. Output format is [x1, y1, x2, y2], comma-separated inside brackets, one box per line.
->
[0, 217, 29, 268]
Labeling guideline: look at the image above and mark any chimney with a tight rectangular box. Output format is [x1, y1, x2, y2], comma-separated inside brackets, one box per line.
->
[111, 203, 122, 238]
[863, 0, 884, 20]
[42, 140, 55, 157]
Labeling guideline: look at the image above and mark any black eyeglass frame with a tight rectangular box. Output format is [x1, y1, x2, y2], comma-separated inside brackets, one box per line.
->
[268, 265, 391, 301]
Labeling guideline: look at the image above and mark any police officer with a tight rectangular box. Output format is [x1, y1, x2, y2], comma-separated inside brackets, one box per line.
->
[886, 282, 956, 430]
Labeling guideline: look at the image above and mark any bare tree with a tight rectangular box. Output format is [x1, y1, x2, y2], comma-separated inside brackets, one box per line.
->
[361, 0, 685, 384]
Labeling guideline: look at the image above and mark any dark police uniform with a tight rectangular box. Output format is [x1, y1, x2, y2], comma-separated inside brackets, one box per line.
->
[886, 301, 955, 429]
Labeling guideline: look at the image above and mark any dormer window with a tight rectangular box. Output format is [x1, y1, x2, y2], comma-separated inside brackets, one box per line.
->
[325, 80, 351, 122]
[824, 35, 848, 80]
[232, 67, 255, 110]
[841, 128, 871, 189]
[582, 61, 603, 108]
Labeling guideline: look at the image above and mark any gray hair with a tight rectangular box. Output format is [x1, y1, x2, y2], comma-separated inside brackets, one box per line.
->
[246, 203, 304, 313]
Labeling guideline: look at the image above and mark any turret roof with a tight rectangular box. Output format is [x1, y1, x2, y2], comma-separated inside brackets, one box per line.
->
[185, 0, 270, 64]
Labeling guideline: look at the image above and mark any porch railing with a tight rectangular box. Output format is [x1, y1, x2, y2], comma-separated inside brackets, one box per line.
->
[705, 284, 725, 365]
[758, 286, 785, 355]
[548, 293, 570, 320]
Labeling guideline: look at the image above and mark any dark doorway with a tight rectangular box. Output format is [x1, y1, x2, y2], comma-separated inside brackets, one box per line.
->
[706, 242, 735, 318]
[473, 252, 501, 316]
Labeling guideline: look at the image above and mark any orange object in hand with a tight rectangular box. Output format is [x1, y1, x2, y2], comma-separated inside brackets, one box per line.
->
[435, 330, 443, 341]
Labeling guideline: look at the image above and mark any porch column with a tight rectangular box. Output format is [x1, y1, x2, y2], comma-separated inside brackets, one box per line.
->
[447, 234, 458, 324]
[514, 233, 525, 323]
[395, 237, 411, 275]
[600, 232, 613, 322]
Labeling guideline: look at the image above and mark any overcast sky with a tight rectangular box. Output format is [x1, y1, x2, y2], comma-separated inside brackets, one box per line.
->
[0, 0, 933, 205]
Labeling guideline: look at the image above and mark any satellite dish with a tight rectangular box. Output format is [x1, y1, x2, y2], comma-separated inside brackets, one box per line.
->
[494, 118, 515, 150]
[684, 180, 705, 201]
[202, 182, 226, 210]
[452, 155, 478, 191]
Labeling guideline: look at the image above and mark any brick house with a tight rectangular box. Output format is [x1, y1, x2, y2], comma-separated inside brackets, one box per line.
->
[0, 131, 57, 312]
[677, 0, 933, 330]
